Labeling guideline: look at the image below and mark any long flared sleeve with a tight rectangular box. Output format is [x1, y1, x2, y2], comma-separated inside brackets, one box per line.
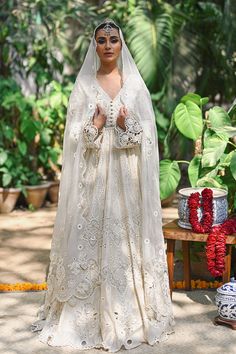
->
[83, 118, 104, 148]
[113, 112, 143, 149]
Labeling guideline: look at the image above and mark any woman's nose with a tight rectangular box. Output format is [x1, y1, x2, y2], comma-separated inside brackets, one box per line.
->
[105, 40, 111, 49]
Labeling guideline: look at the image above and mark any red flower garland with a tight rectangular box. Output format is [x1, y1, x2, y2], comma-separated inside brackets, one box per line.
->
[188, 188, 213, 233]
[187, 188, 236, 277]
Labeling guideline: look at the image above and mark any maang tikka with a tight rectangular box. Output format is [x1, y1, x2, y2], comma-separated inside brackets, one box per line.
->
[101, 18, 117, 36]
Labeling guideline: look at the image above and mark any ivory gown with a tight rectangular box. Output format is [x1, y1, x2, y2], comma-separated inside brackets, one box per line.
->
[33, 77, 174, 352]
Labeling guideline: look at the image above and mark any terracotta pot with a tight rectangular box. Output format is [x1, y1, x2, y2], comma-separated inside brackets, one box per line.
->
[48, 180, 60, 204]
[0, 187, 21, 213]
[191, 251, 213, 281]
[161, 193, 175, 208]
[25, 182, 51, 209]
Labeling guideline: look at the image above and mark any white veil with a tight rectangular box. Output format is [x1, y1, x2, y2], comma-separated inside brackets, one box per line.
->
[36, 19, 172, 325]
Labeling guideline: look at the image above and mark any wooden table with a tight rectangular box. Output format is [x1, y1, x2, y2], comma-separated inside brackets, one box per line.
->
[163, 219, 236, 297]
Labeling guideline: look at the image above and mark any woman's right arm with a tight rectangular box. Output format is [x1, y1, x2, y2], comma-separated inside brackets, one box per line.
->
[83, 105, 106, 149]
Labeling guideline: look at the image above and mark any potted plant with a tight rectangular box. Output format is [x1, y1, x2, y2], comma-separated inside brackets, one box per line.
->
[160, 93, 236, 278]
[160, 92, 236, 213]
[0, 77, 52, 210]
[0, 150, 22, 213]
[23, 169, 50, 209]
[34, 80, 70, 204]
[0, 78, 26, 212]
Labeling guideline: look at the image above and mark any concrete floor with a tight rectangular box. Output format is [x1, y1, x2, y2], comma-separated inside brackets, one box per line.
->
[1, 290, 236, 354]
[0, 202, 235, 354]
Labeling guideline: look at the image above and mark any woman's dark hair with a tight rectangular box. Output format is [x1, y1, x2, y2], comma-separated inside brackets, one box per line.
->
[95, 21, 120, 37]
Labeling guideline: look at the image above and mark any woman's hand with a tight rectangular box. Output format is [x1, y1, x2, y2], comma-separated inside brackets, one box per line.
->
[116, 106, 128, 131]
[93, 104, 107, 130]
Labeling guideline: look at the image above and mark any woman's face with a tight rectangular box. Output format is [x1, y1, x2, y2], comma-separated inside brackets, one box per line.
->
[95, 27, 122, 64]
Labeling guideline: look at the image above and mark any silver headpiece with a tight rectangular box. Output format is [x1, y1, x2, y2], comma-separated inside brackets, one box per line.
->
[98, 18, 119, 36]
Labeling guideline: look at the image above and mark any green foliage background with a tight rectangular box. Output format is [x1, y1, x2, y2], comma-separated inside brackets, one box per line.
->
[0, 0, 236, 189]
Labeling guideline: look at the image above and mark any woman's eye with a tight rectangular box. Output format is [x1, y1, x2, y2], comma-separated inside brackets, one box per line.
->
[96, 38, 119, 45]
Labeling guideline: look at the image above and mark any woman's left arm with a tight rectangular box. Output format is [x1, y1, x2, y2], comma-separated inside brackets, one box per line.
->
[114, 110, 143, 149]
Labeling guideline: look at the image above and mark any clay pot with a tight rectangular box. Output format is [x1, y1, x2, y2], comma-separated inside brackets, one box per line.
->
[0, 187, 21, 213]
[161, 193, 175, 208]
[191, 251, 213, 281]
[48, 180, 60, 204]
[25, 182, 51, 209]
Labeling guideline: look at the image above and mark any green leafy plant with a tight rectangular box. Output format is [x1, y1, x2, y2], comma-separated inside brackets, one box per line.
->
[0, 77, 69, 190]
[160, 92, 236, 213]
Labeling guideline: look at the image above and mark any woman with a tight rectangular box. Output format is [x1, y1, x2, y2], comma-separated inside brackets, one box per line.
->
[31, 18, 175, 352]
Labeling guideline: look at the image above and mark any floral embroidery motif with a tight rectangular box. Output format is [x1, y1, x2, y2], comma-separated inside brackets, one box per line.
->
[102, 258, 129, 294]
[70, 123, 81, 142]
[83, 122, 98, 142]
[114, 115, 143, 148]
[55, 257, 65, 283]
[83, 119, 104, 149]
[81, 218, 102, 247]
[66, 255, 101, 298]
[75, 303, 98, 327]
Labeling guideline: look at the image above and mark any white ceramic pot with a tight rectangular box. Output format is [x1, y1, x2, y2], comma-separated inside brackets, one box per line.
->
[178, 187, 228, 229]
[215, 278, 236, 320]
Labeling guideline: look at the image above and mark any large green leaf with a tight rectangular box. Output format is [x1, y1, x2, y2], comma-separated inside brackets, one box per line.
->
[230, 151, 236, 180]
[40, 129, 52, 145]
[212, 126, 236, 138]
[208, 106, 231, 129]
[181, 93, 201, 106]
[3, 173, 12, 187]
[160, 159, 181, 200]
[228, 100, 236, 118]
[0, 151, 8, 165]
[174, 101, 203, 140]
[219, 151, 234, 167]
[17, 141, 27, 156]
[127, 8, 174, 90]
[20, 119, 38, 141]
[188, 154, 202, 187]
[176, 92, 209, 107]
[202, 133, 228, 167]
[196, 176, 226, 189]
[50, 92, 63, 109]
[3, 125, 14, 140]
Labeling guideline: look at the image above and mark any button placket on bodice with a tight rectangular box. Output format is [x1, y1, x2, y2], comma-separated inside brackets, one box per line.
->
[96, 92, 121, 128]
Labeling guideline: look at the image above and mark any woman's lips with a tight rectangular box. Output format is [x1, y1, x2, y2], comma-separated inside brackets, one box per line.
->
[104, 53, 113, 56]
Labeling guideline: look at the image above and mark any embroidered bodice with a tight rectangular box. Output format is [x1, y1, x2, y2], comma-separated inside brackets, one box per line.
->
[82, 81, 143, 149]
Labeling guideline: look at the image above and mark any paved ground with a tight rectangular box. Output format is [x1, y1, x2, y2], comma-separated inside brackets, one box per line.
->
[0, 201, 179, 284]
[0, 201, 235, 354]
[1, 290, 236, 354]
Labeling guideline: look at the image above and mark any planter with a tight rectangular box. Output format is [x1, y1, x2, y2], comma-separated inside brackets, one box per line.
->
[191, 251, 213, 281]
[0, 187, 21, 213]
[25, 182, 51, 209]
[215, 278, 236, 321]
[48, 180, 60, 204]
[178, 187, 228, 229]
[161, 192, 176, 208]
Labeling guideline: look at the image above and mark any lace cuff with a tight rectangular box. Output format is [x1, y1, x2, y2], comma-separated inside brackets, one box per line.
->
[114, 115, 143, 149]
[83, 119, 104, 148]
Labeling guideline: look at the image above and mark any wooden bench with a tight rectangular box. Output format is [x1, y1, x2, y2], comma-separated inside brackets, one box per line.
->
[163, 219, 236, 297]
